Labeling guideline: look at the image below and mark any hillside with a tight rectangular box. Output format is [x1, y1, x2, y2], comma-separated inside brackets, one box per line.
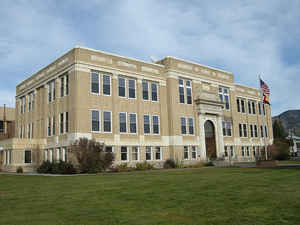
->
[273, 110, 300, 136]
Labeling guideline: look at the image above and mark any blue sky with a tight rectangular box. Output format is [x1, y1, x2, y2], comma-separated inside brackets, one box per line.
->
[1, 0, 300, 116]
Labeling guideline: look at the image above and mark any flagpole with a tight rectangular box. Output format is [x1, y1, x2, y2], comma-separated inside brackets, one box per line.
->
[258, 75, 268, 160]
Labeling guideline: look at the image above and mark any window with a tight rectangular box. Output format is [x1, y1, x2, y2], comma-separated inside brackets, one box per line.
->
[243, 124, 247, 137]
[48, 117, 51, 137]
[132, 147, 139, 161]
[142, 80, 149, 100]
[129, 113, 137, 134]
[121, 146, 128, 161]
[179, 79, 185, 103]
[155, 147, 162, 160]
[119, 112, 127, 133]
[56, 148, 60, 161]
[254, 125, 258, 137]
[258, 102, 262, 115]
[263, 104, 266, 115]
[60, 76, 65, 97]
[219, 87, 230, 109]
[184, 146, 189, 160]
[224, 146, 228, 157]
[24, 150, 32, 164]
[241, 147, 245, 157]
[28, 122, 34, 139]
[151, 83, 158, 101]
[92, 110, 100, 132]
[222, 121, 232, 136]
[48, 80, 56, 103]
[66, 74, 69, 96]
[237, 98, 245, 113]
[260, 125, 264, 137]
[49, 149, 53, 162]
[152, 115, 160, 134]
[103, 111, 112, 132]
[188, 118, 194, 135]
[191, 146, 196, 159]
[52, 117, 55, 136]
[230, 146, 234, 157]
[186, 80, 192, 104]
[144, 115, 150, 134]
[60, 73, 69, 97]
[60, 113, 64, 134]
[248, 100, 256, 114]
[181, 117, 186, 135]
[265, 126, 268, 138]
[250, 125, 254, 137]
[241, 99, 245, 113]
[252, 101, 256, 114]
[20, 96, 26, 114]
[239, 123, 248, 137]
[103, 74, 111, 96]
[91, 72, 100, 94]
[246, 147, 250, 156]
[146, 147, 152, 160]
[128, 79, 136, 99]
[0, 121, 3, 133]
[118, 77, 126, 97]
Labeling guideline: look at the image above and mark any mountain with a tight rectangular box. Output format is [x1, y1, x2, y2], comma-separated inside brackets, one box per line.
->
[272, 110, 300, 136]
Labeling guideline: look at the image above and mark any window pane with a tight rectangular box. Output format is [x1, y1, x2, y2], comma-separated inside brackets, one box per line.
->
[191, 146, 196, 159]
[186, 80, 191, 87]
[179, 79, 184, 85]
[179, 86, 185, 103]
[132, 147, 139, 161]
[146, 147, 152, 160]
[25, 150, 31, 163]
[129, 114, 137, 133]
[239, 124, 243, 137]
[237, 99, 240, 112]
[187, 88, 192, 104]
[151, 83, 158, 101]
[243, 124, 247, 137]
[103, 74, 111, 95]
[91, 72, 99, 93]
[144, 115, 150, 134]
[121, 147, 127, 161]
[241, 100, 245, 113]
[92, 111, 100, 132]
[227, 121, 232, 136]
[184, 146, 189, 159]
[0, 121, 3, 133]
[222, 121, 226, 136]
[155, 147, 161, 160]
[153, 116, 159, 134]
[225, 95, 229, 109]
[103, 111, 111, 132]
[181, 117, 186, 134]
[142, 81, 149, 100]
[188, 118, 194, 135]
[118, 77, 126, 97]
[128, 79, 136, 98]
[119, 113, 127, 133]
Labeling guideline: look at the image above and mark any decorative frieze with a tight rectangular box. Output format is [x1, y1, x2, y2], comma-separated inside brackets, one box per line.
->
[90, 55, 112, 64]
[141, 66, 159, 74]
[117, 61, 137, 70]
[177, 63, 193, 71]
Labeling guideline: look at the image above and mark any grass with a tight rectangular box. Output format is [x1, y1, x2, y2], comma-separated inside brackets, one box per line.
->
[1, 167, 300, 225]
[279, 160, 300, 164]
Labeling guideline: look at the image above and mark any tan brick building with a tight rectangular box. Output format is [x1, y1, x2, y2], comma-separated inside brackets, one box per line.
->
[0, 46, 273, 172]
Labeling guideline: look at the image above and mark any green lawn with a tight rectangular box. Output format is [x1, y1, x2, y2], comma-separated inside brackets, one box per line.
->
[279, 160, 300, 164]
[1, 167, 300, 225]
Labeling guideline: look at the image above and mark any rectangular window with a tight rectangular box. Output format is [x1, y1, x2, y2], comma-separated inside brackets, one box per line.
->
[188, 118, 194, 135]
[103, 111, 112, 132]
[66, 74, 69, 96]
[119, 112, 127, 133]
[52, 117, 55, 136]
[28, 93, 32, 112]
[186, 80, 192, 104]
[128, 79, 136, 99]
[152, 115, 159, 134]
[265, 126, 268, 138]
[92, 110, 100, 132]
[151, 83, 158, 101]
[258, 102, 262, 115]
[191, 146, 196, 159]
[118, 77, 126, 97]
[219, 87, 230, 109]
[121, 146, 128, 161]
[44, 150, 48, 161]
[181, 117, 186, 135]
[146, 146, 152, 160]
[132, 147, 139, 161]
[254, 125, 258, 137]
[65, 112, 69, 133]
[144, 115, 150, 134]
[222, 121, 226, 136]
[155, 147, 161, 160]
[223, 121, 232, 136]
[24, 150, 32, 164]
[239, 124, 243, 137]
[129, 113, 137, 134]
[241, 99, 245, 113]
[91, 72, 100, 94]
[250, 125, 254, 137]
[241, 147, 245, 157]
[252, 102, 256, 114]
[248, 101, 252, 114]
[48, 80, 56, 103]
[142, 80, 149, 100]
[60, 76, 65, 97]
[48, 118, 51, 137]
[243, 124, 248, 137]
[263, 104, 266, 115]
[246, 147, 250, 156]
[0, 121, 3, 133]
[103, 74, 111, 96]
[179, 79, 185, 103]
[184, 146, 189, 160]
[62, 147, 67, 162]
[237, 99, 241, 112]
[60, 113, 64, 134]
[49, 149, 53, 162]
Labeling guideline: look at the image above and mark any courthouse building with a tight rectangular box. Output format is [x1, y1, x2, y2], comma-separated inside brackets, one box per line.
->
[0, 46, 273, 172]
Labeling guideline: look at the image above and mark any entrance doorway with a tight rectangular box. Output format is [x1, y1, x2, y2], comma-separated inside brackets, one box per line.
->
[204, 120, 217, 159]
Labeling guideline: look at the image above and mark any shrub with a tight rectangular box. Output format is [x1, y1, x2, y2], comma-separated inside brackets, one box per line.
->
[163, 159, 176, 169]
[37, 161, 76, 174]
[203, 161, 214, 167]
[136, 161, 154, 170]
[270, 139, 290, 160]
[190, 162, 205, 168]
[114, 163, 135, 172]
[16, 166, 23, 173]
[70, 138, 114, 173]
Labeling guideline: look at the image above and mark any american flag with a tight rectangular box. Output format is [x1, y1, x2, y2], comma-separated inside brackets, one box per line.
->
[260, 79, 270, 95]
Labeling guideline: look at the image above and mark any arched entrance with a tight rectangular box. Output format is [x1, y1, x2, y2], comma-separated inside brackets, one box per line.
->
[204, 120, 217, 159]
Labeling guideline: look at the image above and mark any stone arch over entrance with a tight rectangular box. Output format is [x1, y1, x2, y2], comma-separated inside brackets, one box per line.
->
[204, 120, 217, 159]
